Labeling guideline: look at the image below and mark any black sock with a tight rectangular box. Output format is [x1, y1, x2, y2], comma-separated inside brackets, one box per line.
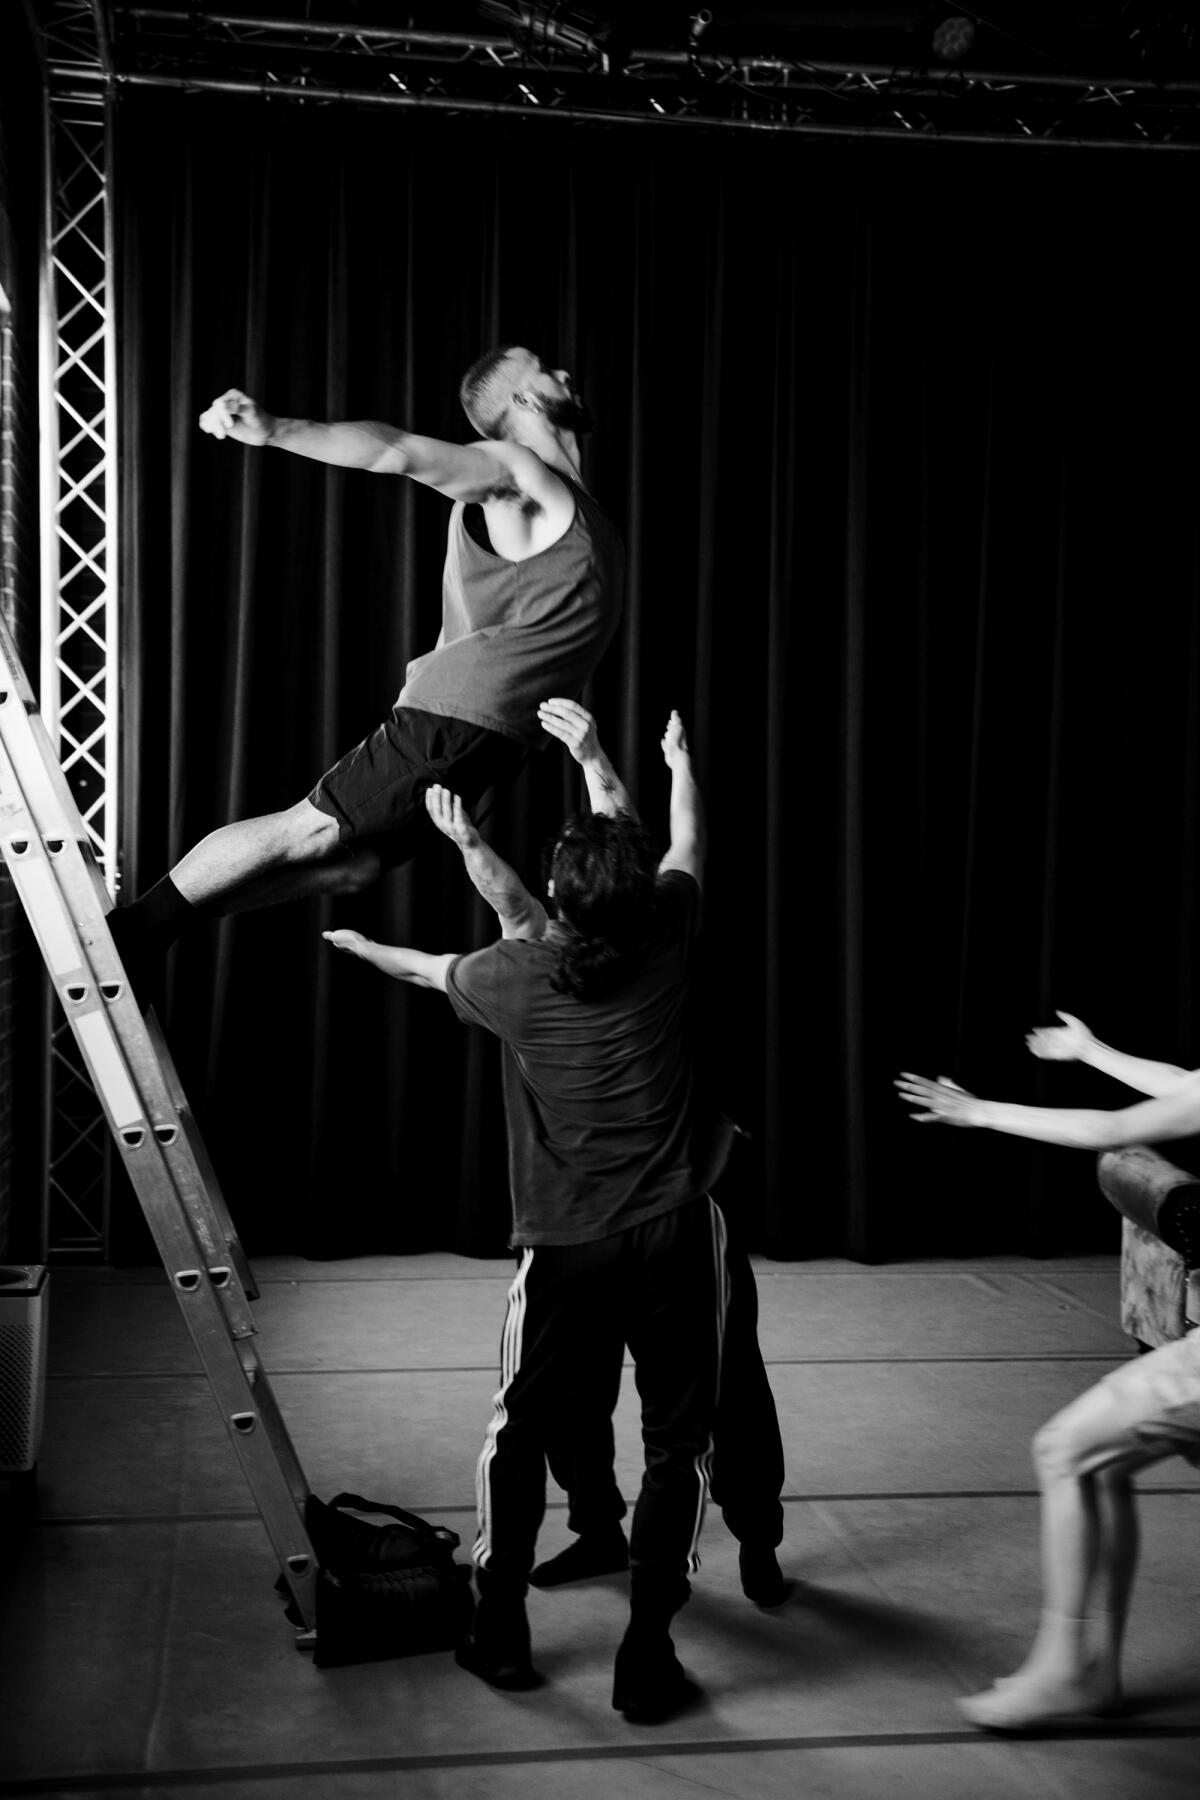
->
[111, 874, 199, 954]
[108, 877, 199, 1008]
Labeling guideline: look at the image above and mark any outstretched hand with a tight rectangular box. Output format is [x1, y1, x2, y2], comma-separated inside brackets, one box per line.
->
[895, 1072, 982, 1127]
[425, 784, 481, 851]
[199, 388, 275, 446]
[661, 710, 689, 769]
[1026, 1010, 1093, 1062]
[538, 698, 601, 764]
[323, 929, 372, 959]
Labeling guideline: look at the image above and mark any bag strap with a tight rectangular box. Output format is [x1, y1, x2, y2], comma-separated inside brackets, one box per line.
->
[326, 1492, 449, 1541]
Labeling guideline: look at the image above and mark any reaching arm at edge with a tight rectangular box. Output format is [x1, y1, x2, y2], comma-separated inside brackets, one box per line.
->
[975, 1078, 1200, 1148]
[1077, 1037, 1194, 1097]
[659, 753, 705, 888]
[898, 1069, 1200, 1149]
[323, 932, 456, 992]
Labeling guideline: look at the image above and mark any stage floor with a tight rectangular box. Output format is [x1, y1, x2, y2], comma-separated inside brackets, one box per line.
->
[2, 1252, 1199, 1798]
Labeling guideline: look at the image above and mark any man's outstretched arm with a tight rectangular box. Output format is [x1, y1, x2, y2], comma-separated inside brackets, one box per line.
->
[323, 931, 455, 991]
[199, 387, 564, 509]
[1026, 1010, 1194, 1097]
[658, 710, 704, 888]
[425, 786, 547, 941]
[895, 1068, 1200, 1150]
[537, 698, 633, 818]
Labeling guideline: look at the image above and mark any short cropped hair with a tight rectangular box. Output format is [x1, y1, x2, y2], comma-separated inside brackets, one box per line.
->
[459, 344, 522, 438]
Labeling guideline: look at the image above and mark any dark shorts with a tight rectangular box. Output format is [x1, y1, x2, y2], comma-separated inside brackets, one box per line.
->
[308, 706, 532, 869]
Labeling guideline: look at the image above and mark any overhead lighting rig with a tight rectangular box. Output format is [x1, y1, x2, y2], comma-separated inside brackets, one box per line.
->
[42, 4, 1200, 150]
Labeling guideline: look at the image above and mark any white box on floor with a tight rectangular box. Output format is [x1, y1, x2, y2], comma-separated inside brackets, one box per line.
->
[0, 1263, 49, 1473]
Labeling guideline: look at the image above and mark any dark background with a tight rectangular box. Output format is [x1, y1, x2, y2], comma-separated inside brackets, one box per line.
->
[115, 88, 1200, 1263]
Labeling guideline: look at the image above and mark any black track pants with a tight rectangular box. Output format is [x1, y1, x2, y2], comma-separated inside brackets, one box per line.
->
[474, 1196, 729, 1607]
[546, 1237, 785, 1549]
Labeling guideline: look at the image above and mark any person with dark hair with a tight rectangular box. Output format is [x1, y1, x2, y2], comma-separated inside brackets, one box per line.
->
[528, 698, 787, 1607]
[323, 708, 731, 1724]
[109, 347, 622, 992]
[897, 1022, 1200, 1732]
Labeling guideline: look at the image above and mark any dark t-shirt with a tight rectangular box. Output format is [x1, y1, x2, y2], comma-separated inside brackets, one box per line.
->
[445, 871, 732, 1247]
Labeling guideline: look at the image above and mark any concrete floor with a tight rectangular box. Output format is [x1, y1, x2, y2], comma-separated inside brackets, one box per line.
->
[2, 1251, 1199, 1798]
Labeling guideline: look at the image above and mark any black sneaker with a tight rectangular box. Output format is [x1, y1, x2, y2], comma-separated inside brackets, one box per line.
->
[611, 1629, 700, 1724]
[738, 1543, 791, 1607]
[530, 1528, 629, 1588]
[454, 1596, 543, 1691]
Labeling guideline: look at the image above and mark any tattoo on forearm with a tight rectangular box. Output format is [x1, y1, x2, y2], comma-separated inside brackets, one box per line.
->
[600, 774, 616, 796]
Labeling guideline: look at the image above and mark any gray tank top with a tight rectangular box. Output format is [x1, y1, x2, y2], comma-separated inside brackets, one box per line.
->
[397, 477, 624, 745]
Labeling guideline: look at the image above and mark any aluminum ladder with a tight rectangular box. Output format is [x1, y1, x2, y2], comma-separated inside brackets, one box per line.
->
[0, 608, 317, 1636]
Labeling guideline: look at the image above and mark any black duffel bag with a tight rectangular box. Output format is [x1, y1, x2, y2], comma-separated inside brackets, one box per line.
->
[304, 1490, 475, 1669]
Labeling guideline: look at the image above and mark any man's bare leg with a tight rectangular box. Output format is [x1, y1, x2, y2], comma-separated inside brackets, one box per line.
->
[210, 842, 387, 915]
[110, 799, 346, 997]
[171, 799, 342, 904]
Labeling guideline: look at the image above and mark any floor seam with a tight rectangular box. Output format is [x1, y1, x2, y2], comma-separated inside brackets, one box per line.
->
[25, 1487, 1200, 1528]
[4, 1727, 1200, 1793]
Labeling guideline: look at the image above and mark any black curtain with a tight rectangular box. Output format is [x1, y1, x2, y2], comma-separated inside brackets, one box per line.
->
[116, 91, 1200, 1262]
[0, 4, 50, 1262]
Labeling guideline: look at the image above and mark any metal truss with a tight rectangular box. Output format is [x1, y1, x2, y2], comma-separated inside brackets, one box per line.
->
[61, 6, 1200, 151]
[37, 0, 118, 1260]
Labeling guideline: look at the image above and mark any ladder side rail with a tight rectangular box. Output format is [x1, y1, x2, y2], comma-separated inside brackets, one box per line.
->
[0, 658, 258, 1320]
[147, 1013, 260, 1303]
[0, 745, 255, 1339]
[4, 613, 256, 1292]
[236, 1339, 314, 1516]
[2, 618, 317, 1633]
[2, 609, 115, 914]
[48, 840, 259, 1329]
[0, 808, 317, 1629]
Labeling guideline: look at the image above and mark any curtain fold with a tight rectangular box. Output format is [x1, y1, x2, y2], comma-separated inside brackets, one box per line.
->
[116, 94, 1200, 1260]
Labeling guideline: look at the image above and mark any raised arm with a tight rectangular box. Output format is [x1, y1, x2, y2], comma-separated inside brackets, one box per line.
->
[536, 699, 634, 818]
[425, 786, 547, 941]
[658, 710, 704, 887]
[322, 930, 455, 992]
[896, 1068, 1200, 1150]
[1027, 1010, 1194, 1097]
[198, 387, 571, 515]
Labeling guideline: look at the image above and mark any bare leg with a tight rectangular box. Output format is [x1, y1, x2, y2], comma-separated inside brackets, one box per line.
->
[171, 799, 342, 906]
[209, 844, 387, 915]
[1091, 1462, 1145, 1706]
[959, 1384, 1143, 1730]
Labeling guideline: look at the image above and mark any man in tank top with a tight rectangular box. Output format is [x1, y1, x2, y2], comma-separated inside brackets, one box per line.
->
[109, 346, 623, 994]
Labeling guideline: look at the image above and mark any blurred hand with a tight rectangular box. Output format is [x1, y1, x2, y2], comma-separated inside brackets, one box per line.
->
[1026, 1011, 1094, 1063]
[199, 388, 275, 446]
[894, 1072, 982, 1127]
[322, 929, 372, 959]
[425, 784, 481, 851]
[537, 697, 601, 764]
[661, 709, 689, 769]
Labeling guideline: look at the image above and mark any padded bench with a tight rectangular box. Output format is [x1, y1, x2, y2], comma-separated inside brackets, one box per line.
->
[1098, 1144, 1200, 1348]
